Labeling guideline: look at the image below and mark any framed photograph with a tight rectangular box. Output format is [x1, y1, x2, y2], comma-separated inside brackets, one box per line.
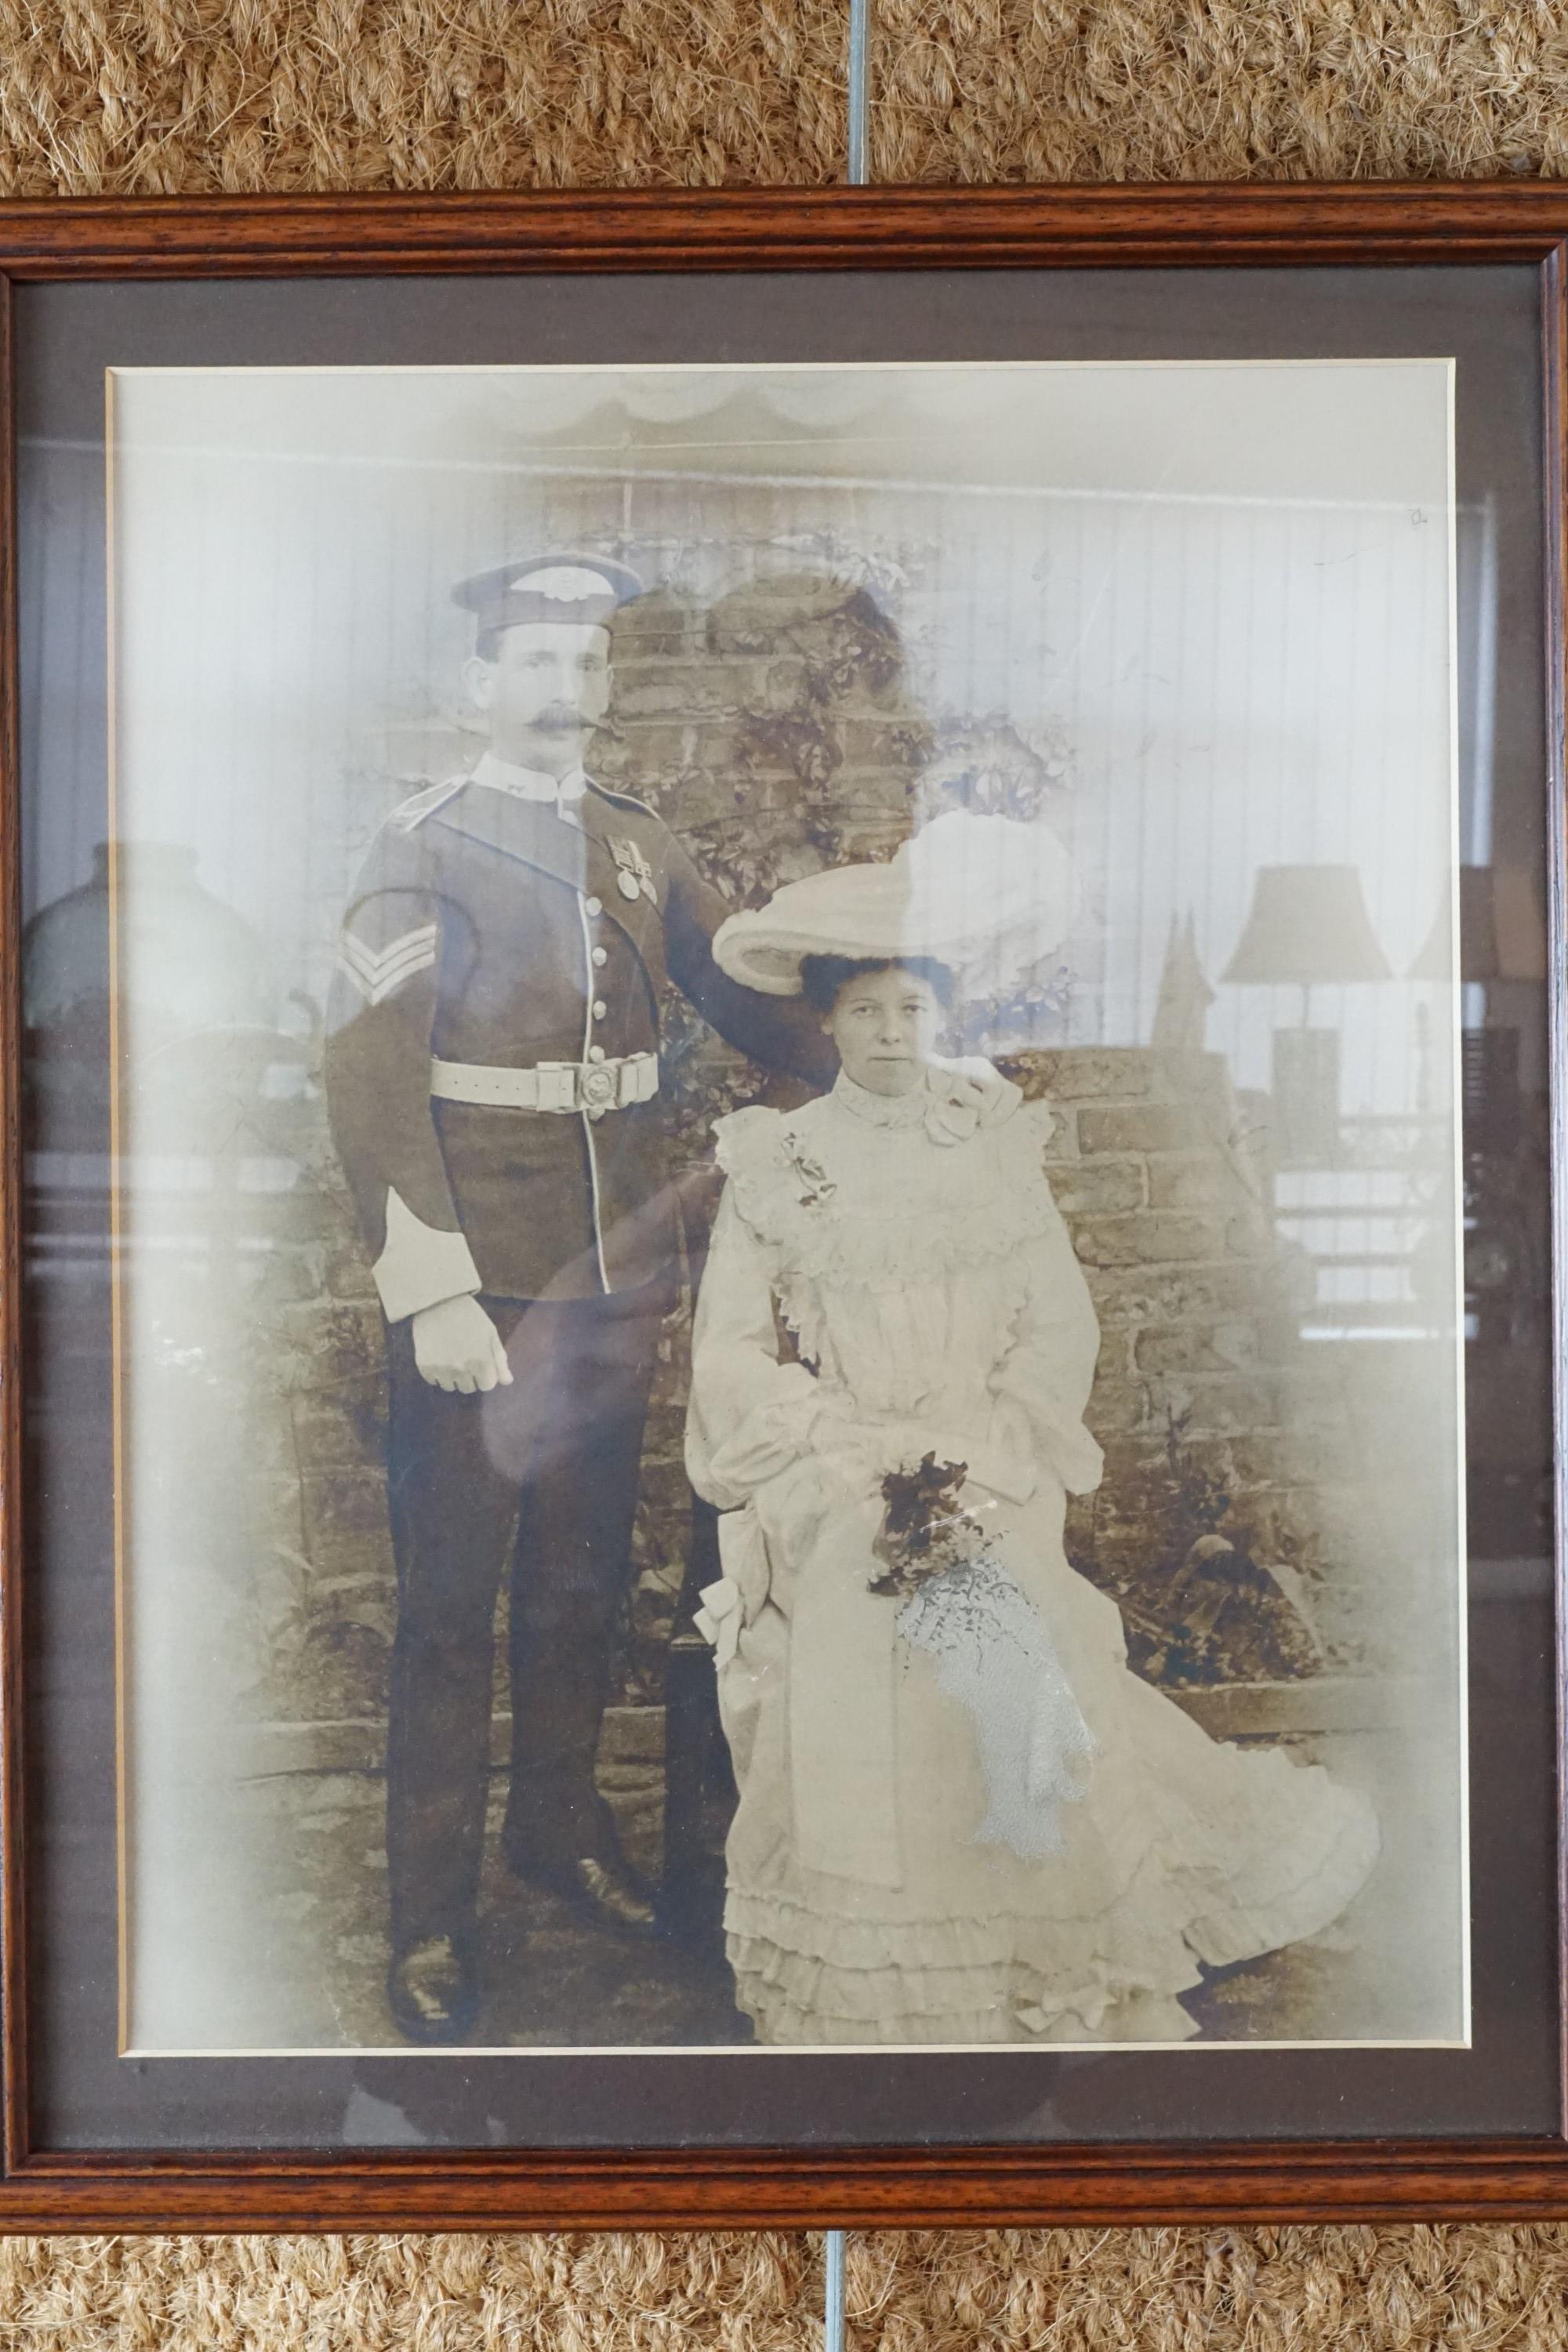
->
[3, 183, 1567, 2226]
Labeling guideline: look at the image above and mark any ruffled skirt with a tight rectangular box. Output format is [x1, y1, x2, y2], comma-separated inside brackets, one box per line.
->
[715, 1483, 1381, 2047]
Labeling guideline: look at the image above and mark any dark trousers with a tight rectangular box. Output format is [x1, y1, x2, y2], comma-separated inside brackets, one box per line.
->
[383, 1283, 669, 1955]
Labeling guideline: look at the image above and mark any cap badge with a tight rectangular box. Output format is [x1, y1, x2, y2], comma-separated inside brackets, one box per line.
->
[511, 564, 618, 606]
[610, 839, 656, 904]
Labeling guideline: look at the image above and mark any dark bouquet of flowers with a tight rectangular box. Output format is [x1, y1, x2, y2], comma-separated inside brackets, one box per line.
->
[867, 1455, 1097, 1861]
[869, 1452, 993, 1598]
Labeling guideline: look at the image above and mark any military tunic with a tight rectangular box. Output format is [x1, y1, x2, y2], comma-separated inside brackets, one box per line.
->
[322, 753, 830, 1964]
[325, 757, 828, 1310]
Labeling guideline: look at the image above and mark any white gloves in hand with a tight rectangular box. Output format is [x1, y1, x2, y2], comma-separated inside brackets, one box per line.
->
[411, 1294, 514, 1394]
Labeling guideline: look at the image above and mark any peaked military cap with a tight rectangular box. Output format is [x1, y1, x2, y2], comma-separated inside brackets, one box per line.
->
[453, 552, 644, 646]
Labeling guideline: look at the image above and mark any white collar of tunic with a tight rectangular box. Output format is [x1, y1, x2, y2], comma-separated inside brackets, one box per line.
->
[470, 750, 589, 810]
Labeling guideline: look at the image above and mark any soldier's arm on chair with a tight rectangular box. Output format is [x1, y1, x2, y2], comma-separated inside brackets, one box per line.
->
[662, 834, 837, 1087]
[322, 817, 488, 1330]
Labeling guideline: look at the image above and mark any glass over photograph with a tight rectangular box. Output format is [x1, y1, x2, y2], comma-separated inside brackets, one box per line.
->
[85, 356, 1469, 2056]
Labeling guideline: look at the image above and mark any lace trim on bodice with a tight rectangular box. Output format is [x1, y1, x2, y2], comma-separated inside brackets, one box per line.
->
[713, 1087, 1064, 1298]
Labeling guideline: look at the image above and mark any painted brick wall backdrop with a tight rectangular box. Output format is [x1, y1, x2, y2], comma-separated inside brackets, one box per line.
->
[6, 3, 1568, 2344]
[221, 558, 1392, 1751]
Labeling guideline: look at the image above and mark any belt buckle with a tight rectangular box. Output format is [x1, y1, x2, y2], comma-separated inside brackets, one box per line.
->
[579, 1060, 619, 1115]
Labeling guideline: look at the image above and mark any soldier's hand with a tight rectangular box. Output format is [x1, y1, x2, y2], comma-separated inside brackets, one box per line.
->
[927, 1053, 1022, 1140]
[411, 1295, 514, 1394]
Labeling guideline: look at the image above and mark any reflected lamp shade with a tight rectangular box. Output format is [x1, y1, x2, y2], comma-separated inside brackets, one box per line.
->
[1221, 865, 1392, 987]
[1408, 866, 1548, 984]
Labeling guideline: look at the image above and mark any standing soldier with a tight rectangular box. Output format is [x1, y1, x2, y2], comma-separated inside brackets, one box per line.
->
[324, 554, 833, 2042]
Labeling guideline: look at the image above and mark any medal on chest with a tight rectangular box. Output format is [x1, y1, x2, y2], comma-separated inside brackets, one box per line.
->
[610, 837, 657, 903]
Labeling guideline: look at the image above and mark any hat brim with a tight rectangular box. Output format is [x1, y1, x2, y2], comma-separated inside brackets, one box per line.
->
[711, 812, 1080, 1002]
[711, 923, 927, 996]
[713, 864, 933, 996]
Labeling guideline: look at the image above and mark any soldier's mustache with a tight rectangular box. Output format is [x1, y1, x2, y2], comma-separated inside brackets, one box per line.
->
[533, 702, 584, 728]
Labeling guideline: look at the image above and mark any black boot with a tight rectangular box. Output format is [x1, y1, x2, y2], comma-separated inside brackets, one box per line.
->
[503, 1787, 659, 1940]
[504, 1740, 662, 1939]
[506, 1843, 661, 1939]
[387, 1934, 481, 2043]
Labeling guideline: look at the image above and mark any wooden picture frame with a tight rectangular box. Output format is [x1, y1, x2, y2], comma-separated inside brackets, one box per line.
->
[1, 179, 1565, 2226]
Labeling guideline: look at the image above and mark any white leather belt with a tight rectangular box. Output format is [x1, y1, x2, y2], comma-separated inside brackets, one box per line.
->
[430, 1051, 659, 1116]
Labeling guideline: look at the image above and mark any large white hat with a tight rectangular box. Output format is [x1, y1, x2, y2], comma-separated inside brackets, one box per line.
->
[712, 810, 1080, 1001]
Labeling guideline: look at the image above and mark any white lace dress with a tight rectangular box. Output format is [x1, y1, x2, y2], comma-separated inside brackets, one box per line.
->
[685, 1069, 1380, 2046]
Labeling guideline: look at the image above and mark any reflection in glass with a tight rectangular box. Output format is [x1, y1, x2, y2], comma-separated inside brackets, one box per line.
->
[1221, 863, 1393, 1165]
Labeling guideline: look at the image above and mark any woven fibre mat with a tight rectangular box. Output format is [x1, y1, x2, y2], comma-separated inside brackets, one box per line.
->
[0, 0, 1563, 189]
[9, 1, 1568, 2340]
[1, 2227, 1566, 2349]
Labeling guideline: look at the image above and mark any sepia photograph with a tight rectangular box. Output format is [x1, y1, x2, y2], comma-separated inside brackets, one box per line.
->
[60, 354, 1471, 2058]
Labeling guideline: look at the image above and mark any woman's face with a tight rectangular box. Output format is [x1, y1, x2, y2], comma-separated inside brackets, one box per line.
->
[822, 965, 945, 1097]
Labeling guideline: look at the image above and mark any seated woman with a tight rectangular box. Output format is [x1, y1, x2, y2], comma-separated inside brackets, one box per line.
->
[685, 813, 1380, 2047]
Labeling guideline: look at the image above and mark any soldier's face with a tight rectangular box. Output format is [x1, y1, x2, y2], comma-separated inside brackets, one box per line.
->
[822, 964, 944, 1098]
[467, 621, 612, 764]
